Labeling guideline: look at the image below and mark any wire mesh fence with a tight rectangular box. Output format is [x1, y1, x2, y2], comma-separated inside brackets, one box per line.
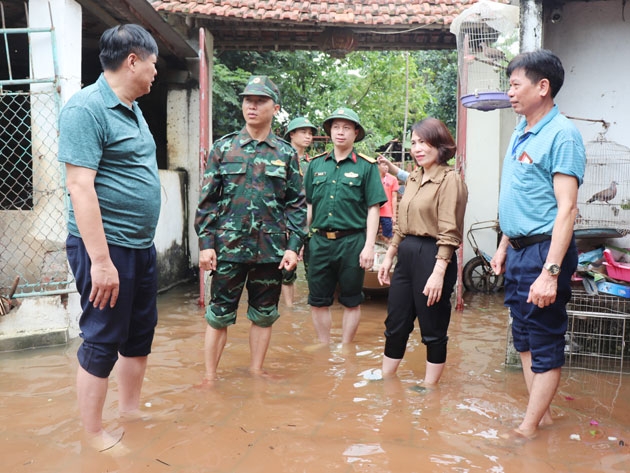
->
[1, 3, 70, 300]
[0, 86, 70, 299]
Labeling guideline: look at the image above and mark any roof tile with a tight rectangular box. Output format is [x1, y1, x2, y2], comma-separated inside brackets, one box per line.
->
[152, 0, 482, 26]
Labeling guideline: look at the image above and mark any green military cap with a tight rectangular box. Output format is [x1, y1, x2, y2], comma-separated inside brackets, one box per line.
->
[284, 116, 318, 140]
[239, 75, 281, 104]
[322, 107, 365, 142]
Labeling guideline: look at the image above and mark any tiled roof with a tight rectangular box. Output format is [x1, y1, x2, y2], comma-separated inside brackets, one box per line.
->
[151, 0, 483, 52]
[152, 1, 478, 26]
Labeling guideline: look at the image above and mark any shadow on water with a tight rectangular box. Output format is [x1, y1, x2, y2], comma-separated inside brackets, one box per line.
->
[1, 278, 630, 472]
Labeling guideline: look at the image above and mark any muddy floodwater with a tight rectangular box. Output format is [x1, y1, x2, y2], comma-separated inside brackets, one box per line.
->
[2, 276, 630, 472]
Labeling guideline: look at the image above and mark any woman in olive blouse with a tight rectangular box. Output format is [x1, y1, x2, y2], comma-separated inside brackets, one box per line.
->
[377, 118, 468, 384]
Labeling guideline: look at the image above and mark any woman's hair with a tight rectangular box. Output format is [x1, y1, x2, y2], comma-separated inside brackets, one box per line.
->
[410, 118, 456, 165]
[99, 24, 159, 71]
[506, 49, 564, 99]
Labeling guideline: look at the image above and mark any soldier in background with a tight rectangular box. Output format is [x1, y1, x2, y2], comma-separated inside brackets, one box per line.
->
[281, 116, 317, 307]
[195, 76, 306, 380]
[304, 107, 387, 345]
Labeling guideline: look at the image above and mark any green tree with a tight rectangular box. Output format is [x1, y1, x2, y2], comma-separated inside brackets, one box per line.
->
[211, 49, 458, 153]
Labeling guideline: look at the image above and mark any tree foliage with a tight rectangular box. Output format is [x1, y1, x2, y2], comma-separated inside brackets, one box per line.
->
[211, 49, 458, 154]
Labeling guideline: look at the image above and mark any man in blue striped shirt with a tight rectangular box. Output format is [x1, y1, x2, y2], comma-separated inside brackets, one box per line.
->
[491, 49, 586, 440]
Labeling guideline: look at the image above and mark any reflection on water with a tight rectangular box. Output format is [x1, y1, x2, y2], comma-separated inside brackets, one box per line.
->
[1, 278, 629, 472]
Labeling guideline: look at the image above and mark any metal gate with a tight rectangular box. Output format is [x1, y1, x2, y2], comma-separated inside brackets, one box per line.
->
[0, 2, 70, 301]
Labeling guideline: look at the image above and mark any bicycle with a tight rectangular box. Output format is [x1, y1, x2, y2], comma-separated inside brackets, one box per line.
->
[463, 220, 504, 293]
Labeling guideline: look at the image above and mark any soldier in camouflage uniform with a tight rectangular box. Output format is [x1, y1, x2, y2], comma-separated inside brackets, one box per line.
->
[304, 107, 387, 345]
[281, 116, 317, 307]
[195, 76, 306, 380]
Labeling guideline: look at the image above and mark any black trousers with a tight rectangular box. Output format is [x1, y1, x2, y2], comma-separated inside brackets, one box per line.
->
[384, 235, 458, 363]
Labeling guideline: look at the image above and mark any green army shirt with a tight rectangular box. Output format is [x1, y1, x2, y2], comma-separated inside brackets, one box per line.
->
[304, 149, 387, 231]
[195, 128, 307, 263]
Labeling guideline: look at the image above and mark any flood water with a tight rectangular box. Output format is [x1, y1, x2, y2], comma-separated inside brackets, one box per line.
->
[2, 275, 630, 472]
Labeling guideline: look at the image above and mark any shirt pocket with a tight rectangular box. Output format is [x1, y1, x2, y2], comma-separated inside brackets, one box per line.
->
[339, 174, 364, 204]
[310, 175, 328, 202]
[264, 162, 288, 199]
[511, 160, 534, 190]
[220, 161, 247, 194]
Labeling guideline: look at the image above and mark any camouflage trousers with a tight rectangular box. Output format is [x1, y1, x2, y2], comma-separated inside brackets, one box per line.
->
[205, 261, 282, 329]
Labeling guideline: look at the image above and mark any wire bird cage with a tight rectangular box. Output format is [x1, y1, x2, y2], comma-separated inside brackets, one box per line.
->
[450, 1, 519, 111]
[575, 137, 630, 236]
[505, 290, 630, 374]
[565, 289, 630, 374]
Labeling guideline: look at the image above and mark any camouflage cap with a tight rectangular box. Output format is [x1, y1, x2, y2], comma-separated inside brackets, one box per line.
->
[322, 107, 365, 142]
[239, 75, 281, 104]
[284, 116, 318, 140]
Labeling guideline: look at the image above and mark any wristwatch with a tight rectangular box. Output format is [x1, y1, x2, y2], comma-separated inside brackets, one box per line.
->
[543, 262, 561, 276]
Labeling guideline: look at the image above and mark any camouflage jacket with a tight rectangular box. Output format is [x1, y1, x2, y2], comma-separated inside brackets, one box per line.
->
[195, 127, 307, 263]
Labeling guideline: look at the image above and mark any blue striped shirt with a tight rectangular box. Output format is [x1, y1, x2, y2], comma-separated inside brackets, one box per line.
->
[499, 105, 585, 238]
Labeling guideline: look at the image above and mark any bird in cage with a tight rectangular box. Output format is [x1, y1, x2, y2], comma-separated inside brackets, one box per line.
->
[480, 41, 507, 64]
[586, 180, 618, 204]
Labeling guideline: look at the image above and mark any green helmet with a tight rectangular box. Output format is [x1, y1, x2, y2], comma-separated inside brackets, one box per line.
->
[284, 117, 318, 141]
[322, 107, 365, 142]
[239, 75, 280, 104]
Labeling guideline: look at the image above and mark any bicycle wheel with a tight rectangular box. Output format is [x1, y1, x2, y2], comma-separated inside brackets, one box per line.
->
[463, 256, 504, 293]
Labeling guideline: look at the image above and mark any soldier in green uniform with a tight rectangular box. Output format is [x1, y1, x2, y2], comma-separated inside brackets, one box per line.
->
[195, 76, 306, 380]
[281, 116, 317, 307]
[304, 107, 387, 344]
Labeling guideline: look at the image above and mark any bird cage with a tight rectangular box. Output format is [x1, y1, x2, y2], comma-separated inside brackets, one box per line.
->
[450, 1, 519, 111]
[576, 137, 630, 236]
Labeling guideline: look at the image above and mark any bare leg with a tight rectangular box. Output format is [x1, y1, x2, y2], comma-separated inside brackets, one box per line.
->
[517, 364, 561, 438]
[77, 365, 108, 434]
[341, 305, 361, 344]
[249, 324, 272, 374]
[77, 365, 124, 451]
[204, 325, 227, 380]
[311, 306, 332, 343]
[520, 351, 553, 426]
[382, 355, 402, 378]
[117, 355, 147, 415]
[423, 361, 445, 385]
[281, 284, 295, 307]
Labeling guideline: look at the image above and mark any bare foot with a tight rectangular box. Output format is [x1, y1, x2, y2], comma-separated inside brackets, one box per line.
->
[194, 374, 219, 389]
[119, 409, 151, 422]
[499, 427, 537, 444]
[249, 368, 281, 380]
[84, 427, 129, 455]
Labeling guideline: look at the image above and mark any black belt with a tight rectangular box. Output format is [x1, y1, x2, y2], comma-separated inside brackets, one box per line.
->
[316, 228, 363, 240]
[508, 234, 551, 250]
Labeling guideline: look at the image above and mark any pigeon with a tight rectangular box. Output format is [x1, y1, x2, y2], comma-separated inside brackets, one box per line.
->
[480, 42, 506, 62]
[586, 180, 617, 204]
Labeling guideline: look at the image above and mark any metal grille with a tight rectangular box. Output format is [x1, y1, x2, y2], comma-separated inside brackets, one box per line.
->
[0, 3, 69, 300]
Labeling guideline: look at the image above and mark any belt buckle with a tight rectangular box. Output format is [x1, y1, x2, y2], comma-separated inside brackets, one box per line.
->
[326, 231, 337, 240]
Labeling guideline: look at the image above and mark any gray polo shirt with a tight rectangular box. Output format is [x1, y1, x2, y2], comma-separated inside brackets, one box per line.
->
[58, 74, 161, 249]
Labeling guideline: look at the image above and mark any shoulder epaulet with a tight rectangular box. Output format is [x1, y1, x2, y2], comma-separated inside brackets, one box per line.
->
[312, 151, 328, 160]
[358, 153, 376, 164]
[277, 136, 293, 147]
[216, 131, 238, 142]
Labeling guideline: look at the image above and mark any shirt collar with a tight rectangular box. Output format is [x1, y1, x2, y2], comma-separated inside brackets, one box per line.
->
[412, 163, 451, 184]
[325, 150, 357, 163]
[236, 127, 279, 149]
[98, 73, 134, 110]
[516, 104, 559, 136]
